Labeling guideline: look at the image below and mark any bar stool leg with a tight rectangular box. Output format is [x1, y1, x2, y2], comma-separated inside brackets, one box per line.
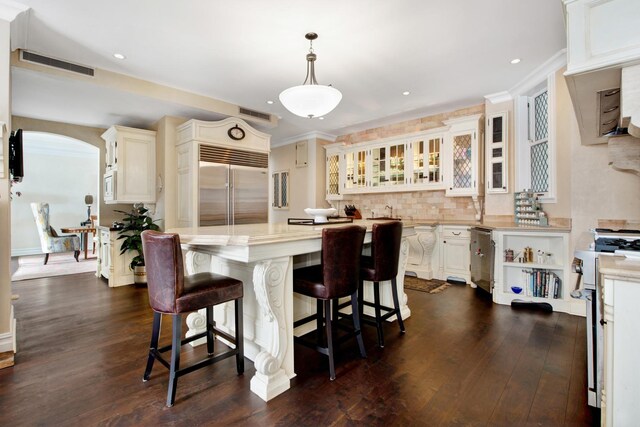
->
[206, 306, 214, 355]
[167, 315, 182, 407]
[316, 299, 323, 345]
[143, 312, 161, 381]
[235, 298, 244, 374]
[358, 281, 364, 320]
[324, 300, 336, 380]
[373, 282, 384, 348]
[391, 277, 405, 333]
[350, 291, 367, 358]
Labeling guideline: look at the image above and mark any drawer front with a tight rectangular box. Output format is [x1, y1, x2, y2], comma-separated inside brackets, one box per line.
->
[442, 227, 470, 239]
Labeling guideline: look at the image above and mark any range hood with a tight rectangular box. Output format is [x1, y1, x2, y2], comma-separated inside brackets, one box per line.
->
[565, 67, 622, 145]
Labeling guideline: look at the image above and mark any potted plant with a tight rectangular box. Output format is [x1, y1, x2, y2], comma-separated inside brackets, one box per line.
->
[115, 203, 160, 284]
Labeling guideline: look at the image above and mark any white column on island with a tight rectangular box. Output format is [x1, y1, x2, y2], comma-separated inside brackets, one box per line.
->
[250, 257, 293, 401]
[406, 226, 437, 280]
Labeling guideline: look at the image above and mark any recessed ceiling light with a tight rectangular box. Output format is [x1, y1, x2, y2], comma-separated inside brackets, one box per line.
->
[113, 53, 126, 60]
[402, 91, 410, 96]
[266, 100, 274, 105]
[318, 117, 325, 120]
[510, 58, 521, 64]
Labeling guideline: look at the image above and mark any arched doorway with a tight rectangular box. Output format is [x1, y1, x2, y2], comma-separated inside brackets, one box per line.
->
[10, 131, 99, 278]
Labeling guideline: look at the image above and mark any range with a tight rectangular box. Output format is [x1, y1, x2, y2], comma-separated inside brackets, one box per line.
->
[573, 228, 640, 408]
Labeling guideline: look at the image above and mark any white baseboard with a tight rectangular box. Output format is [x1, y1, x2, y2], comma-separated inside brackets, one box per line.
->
[0, 305, 16, 353]
[11, 247, 42, 257]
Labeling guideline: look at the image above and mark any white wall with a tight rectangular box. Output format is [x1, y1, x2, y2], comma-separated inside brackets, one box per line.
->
[10, 132, 99, 256]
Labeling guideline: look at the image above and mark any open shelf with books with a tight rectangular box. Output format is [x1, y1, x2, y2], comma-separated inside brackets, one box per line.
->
[493, 229, 582, 315]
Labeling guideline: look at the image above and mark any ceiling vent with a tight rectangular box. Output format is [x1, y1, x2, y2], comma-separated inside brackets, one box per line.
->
[20, 50, 95, 77]
[239, 107, 271, 122]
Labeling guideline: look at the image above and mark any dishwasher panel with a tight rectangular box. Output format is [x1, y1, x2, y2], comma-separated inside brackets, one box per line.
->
[470, 227, 494, 293]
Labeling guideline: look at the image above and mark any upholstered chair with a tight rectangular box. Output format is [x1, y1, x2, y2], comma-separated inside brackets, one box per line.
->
[141, 230, 244, 407]
[359, 221, 405, 348]
[293, 225, 367, 380]
[30, 202, 80, 265]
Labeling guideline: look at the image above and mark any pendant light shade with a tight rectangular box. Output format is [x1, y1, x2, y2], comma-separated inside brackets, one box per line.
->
[279, 33, 342, 118]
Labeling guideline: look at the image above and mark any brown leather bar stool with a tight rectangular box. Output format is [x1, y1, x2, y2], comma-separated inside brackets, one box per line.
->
[141, 230, 244, 407]
[293, 225, 367, 380]
[359, 221, 405, 348]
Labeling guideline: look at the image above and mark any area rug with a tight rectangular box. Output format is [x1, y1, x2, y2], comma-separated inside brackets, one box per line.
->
[11, 253, 97, 281]
[404, 275, 451, 294]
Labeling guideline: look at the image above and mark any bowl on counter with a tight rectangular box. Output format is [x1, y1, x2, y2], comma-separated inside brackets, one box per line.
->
[304, 208, 337, 223]
[510, 286, 523, 294]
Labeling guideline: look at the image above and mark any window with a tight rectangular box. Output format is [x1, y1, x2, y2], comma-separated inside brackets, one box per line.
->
[515, 70, 557, 202]
[272, 170, 289, 209]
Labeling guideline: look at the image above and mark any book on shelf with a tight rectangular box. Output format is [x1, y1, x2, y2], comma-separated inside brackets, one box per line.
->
[520, 268, 561, 299]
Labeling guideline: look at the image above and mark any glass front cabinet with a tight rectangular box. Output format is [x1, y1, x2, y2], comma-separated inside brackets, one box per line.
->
[323, 114, 483, 197]
[408, 132, 445, 189]
[444, 114, 484, 197]
[344, 148, 368, 192]
[325, 145, 344, 200]
[486, 112, 508, 193]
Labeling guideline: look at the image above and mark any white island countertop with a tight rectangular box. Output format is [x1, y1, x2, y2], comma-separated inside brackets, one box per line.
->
[169, 219, 415, 247]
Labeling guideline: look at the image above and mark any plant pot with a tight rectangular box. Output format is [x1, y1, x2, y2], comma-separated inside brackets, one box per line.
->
[133, 265, 147, 285]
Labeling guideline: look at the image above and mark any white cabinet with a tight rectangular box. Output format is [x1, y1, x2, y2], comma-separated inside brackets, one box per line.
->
[486, 112, 508, 193]
[325, 145, 343, 200]
[439, 226, 471, 283]
[492, 230, 580, 314]
[96, 226, 135, 287]
[444, 114, 484, 197]
[601, 264, 640, 426]
[102, 125, 157, 204]
[326, 126, 449, 196]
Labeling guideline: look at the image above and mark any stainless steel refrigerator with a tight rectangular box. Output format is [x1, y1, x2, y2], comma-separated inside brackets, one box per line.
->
[199, 161, 268, 226]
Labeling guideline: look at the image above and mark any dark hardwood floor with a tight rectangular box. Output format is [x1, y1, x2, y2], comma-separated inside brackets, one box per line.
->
[1, 273, 598, 426]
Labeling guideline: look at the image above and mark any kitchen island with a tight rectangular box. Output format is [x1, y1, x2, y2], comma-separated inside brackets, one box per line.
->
[169, 220, 416, 401]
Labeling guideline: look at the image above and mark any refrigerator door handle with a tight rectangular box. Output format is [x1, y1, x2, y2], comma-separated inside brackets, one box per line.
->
[228, 169, 233, 225]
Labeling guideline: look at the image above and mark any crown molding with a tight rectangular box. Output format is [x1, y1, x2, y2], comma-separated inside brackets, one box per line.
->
[509, 49, 568, 97]
[0, 0, 29, 22]
[272, 131, 338, 148]
[484, 91, 513, 104]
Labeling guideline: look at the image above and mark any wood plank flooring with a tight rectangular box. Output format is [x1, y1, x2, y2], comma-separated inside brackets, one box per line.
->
[1, 272, 599, 426]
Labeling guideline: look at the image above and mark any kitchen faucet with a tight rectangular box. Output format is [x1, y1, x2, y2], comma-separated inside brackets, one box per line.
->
[385, 205, 393, 218]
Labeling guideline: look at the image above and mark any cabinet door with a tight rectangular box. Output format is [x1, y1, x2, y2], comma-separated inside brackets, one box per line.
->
[487, 112, 508, 193]
[449, 130, 475, 194]
[119, 133, 156, 202]
[442, 237, 470, 281]
[410, 136, 443, 187]
[371, 142, 406, 188]
[344, 149, 367, 192]
[326, 152, 342, 200]
[105, 138, 116, 170]
[99, 229, 110, 279]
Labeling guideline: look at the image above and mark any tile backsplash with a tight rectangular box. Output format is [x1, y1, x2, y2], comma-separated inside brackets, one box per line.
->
[332, 190, 479, 221]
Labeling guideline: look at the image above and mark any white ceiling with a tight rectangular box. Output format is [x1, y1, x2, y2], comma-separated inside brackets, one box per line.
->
[7, 0, 567, 143]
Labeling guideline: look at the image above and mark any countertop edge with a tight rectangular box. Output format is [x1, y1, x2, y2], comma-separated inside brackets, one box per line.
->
[599, 255, 640, 280]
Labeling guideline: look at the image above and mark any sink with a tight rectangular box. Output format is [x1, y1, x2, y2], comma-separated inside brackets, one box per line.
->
[368, 217, 401, 221]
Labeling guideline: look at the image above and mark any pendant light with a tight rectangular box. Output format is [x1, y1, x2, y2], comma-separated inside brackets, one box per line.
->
[279, 32, 342, 119]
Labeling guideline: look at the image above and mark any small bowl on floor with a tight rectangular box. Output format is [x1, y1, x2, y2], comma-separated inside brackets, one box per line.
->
[511, 286, 523, 294]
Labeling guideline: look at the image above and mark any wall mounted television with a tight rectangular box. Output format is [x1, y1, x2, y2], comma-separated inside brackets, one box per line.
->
[9, 129, 24, 182]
